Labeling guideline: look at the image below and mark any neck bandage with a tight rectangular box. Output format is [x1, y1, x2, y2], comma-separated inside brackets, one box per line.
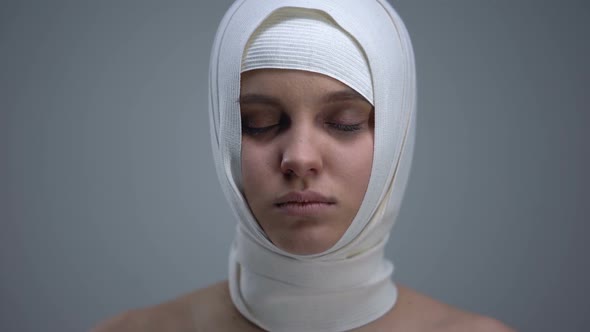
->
[208, 1, 416, 331]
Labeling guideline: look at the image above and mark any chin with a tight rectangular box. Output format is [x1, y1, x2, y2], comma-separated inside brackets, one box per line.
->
[269, 221, 344, 255]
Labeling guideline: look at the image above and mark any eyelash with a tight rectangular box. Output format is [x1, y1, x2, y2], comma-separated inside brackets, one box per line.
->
[241, 122, 363, 136]
[242, 124, 280, 136]
[327, 123, 362, 132]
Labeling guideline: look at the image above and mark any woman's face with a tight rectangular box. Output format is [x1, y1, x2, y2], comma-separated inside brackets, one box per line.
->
[240, 69, 374, 255]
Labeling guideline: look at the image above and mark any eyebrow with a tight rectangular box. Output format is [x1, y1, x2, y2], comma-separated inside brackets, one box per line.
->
[238, 94, 282, 107]
[238, 89, 367, 106]
[321, 89, 367, 104]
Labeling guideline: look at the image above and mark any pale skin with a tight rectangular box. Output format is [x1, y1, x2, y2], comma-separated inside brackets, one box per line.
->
[93, 70, 515, 332]
[240, 69, 375, 255]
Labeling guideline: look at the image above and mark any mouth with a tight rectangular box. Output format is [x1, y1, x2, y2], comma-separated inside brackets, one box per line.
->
[274, 191, 336, 216]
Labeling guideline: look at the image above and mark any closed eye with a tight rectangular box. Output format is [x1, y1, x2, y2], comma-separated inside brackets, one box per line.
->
[242, 123, 280, 136]
[326, 122, 363, 132]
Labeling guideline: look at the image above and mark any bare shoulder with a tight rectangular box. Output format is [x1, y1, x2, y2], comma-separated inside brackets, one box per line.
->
[91, 281, 259, 332]
[372, 284, 515, 332]
[454, 315, 516, 332]
[406, 285, 515, 332]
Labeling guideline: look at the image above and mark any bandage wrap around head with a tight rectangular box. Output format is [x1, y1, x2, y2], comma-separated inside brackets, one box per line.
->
[242, 9, 374, 105]
[209, 1, 416, 331]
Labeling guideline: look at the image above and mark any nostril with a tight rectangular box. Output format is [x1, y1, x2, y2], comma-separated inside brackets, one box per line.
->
[280, 140, 323, 178]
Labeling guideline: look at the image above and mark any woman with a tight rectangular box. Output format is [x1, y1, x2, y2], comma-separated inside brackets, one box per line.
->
[95, 0, 514, 331]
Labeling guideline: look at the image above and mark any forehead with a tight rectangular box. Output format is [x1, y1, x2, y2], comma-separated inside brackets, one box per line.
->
[241, 69, 347, 90]
[240, 69, 368, 105]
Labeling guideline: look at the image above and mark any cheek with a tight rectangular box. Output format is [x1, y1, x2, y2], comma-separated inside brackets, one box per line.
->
[353, 148, 374, 194]
[333, 135, 374, 199]
[241, 142, 273, 199]
[241, 145, 257, 193]
[336, 136, 373, 176]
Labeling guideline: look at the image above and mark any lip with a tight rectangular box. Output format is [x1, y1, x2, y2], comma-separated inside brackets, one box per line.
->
[274, 190, 336, 217]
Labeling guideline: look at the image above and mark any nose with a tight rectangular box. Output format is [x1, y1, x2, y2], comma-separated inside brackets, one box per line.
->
[280, 126, 323, 178]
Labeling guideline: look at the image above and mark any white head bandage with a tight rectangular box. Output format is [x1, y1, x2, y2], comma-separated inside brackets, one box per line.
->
[242, 9, 373, 104]
[208, 1, 416, 331]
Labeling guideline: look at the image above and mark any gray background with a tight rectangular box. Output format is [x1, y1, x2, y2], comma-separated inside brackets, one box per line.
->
[1, 1, 588, 331]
